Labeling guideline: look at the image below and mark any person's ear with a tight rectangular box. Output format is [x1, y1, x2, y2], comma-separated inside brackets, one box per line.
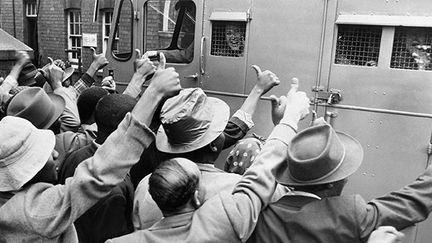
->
[193, 190, 201, 208]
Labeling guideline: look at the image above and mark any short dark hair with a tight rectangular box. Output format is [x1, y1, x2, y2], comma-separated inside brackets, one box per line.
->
[77, 87, 108, 123]
[94, 94, 136, 138]
[149, 158, 200, 213]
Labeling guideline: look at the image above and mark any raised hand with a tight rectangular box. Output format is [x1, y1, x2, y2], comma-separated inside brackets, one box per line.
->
[279, 77, 310, 130]
[15, 51, 30, 67]
[90, 47, 109, 70]
[45, 57, 64, 90]
[270, 94, 287, 126]
[368, 226, 404, 243]
[135, 50, 156, 78]
[251, 65, 280, 95]
[148, 52, 181, 99]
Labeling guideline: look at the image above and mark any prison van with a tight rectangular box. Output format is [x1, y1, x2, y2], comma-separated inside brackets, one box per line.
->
[103, 0, 432, 240]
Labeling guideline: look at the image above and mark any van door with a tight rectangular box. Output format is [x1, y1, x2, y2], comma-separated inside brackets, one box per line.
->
[201, 0, 252, 94]
[138, 0, 203, 89]
[321, 7, 432, 243]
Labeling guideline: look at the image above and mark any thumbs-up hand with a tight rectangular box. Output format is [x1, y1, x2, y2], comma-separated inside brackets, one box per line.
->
[279, 78, 310, 130]
[90, 47, 108, 70]
[45, 57, 64, 90]
[251, 65, 280, 95]
[270, 95, 287, 126]
[135, 50, 156, 78]
[148, 53, 181, 99]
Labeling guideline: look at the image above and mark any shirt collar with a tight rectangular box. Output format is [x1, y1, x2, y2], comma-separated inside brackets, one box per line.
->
[149, 212, 194, 230]
[197, 163, 224, 173]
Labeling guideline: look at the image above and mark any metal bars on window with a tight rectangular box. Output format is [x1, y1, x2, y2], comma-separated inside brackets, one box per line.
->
[391, 27, 432, 71]
[211, 21, 246, 57]
[335, 25, 381, 67]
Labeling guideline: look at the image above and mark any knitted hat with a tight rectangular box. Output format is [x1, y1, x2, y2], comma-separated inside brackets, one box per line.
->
[77, 87, 109, 123]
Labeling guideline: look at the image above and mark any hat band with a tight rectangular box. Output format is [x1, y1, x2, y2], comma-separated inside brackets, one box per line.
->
[290, 145, 346, 184]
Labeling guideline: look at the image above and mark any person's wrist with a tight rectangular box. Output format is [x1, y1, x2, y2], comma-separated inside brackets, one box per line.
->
[90, 62, 100, 71]
[279, 113, 300, 131]
[252, 84, 265, 96]
[145, 85, 165, 101]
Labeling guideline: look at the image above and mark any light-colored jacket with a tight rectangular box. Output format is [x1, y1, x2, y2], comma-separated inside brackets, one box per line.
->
[0, 113, 155, 242]
[109, 123, 296, 243]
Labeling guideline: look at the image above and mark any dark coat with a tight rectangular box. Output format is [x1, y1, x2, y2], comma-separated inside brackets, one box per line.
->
[248, 165, 432, 243]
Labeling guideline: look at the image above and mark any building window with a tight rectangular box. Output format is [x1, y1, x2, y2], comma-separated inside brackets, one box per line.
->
[102, 11, 118, 54]
[26, 2, 37, 17]
[334, 25, 382, 67]
[67, 11, 82, 65]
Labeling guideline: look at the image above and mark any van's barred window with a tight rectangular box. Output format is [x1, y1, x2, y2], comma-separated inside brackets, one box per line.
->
[211, 21, 246, 57]
[335, 25, 381, 67]
[391, 27, 432, 71]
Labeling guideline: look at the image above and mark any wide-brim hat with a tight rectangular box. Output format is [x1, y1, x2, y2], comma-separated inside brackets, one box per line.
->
[156, 88, 230, 153]
[276, 124, 363, 186]
[38, 61, 75, 83]
[0, 116, 55, 192]
[6, 87, 65, 129]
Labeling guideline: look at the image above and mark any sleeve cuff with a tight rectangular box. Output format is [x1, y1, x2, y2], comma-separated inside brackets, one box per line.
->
[267, 123, 297, 146]
[80, 73, 95, 87]
[233, 110, 254, 129]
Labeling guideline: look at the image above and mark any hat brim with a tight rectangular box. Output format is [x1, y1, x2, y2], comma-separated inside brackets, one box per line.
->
[156, 97, 230, 153]
[40, 63, 75, 83]
[0, 128, 55, 192]
[276, 131, 364, 186]
[42, 93, 66, 129]
[62, 67, 75, 83]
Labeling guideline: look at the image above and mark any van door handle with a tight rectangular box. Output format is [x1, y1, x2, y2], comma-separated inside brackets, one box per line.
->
[200, 36, 206, 75]
[184, 73, 198, 79]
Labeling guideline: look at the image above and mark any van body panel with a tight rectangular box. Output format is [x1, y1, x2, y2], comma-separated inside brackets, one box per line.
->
[105, 0, 432, 241]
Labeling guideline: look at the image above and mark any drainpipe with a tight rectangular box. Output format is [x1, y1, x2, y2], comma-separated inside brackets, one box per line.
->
[12, 0, 16, 37]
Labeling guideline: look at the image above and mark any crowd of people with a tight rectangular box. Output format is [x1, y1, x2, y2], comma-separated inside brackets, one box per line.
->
[0, 47, 430, 243]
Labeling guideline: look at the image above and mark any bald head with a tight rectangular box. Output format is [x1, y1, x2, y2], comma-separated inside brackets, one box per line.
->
[149, 158, 201, 214]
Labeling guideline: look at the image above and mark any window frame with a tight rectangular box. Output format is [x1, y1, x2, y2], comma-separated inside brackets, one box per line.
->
[26, 2, 37, 17]
[67, 10, 82, 66]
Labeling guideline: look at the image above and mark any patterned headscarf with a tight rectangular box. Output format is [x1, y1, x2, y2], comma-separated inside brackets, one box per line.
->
[224, 134, 265, 175]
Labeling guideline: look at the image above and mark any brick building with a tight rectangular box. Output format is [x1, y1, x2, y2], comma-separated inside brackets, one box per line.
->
[0, 0, 116, 80]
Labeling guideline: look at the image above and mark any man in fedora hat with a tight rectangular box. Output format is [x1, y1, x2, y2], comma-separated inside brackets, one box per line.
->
[247, 118, 432, 243]
[131, 64, 284, 230]
[0, 53, 181, 242]
[109, 76, 310, 243]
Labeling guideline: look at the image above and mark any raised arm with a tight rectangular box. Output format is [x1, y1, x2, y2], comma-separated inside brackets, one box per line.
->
[123, 50, 157, 99]
[0, 51, 29, 105]
[72, 47, 109, 95]
[227, 77, 310, 241]
[9, 55, 181, 237]
[223, 65, 280, 148]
